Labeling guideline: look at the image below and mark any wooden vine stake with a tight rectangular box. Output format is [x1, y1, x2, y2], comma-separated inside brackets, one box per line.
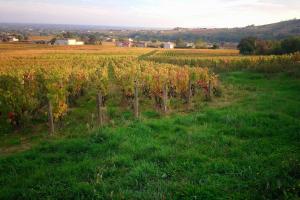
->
[134, 80, 139, 119]
[162, 83, 168, 114]
[187, 80, 192, 108]
[207, 80, 212, 101]
[96, 91, 103, 126]
[48, 100, 55, 135]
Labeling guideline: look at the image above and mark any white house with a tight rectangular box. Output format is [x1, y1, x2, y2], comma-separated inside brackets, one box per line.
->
[185, 42, 195, 48]
[11, 37, 19, 42]
[105, 37, 116, 42]
[54, 39, 84, 45]
[163, 42, 175, 49]
[7, 36, 19, 42]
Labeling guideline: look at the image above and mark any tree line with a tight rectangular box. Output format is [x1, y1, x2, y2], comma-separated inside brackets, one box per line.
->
[238, 36, 300, 55]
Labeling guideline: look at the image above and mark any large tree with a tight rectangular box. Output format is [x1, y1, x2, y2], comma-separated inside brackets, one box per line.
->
[194, 38, 206, 49]
[281, 37, 300, 54]
[237, 37, 257, 55]
[175, 38, 185, 48]
[62, 32, 74, 39]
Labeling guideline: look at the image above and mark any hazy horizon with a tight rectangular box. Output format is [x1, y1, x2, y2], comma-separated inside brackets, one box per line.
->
[0, 19, 299, 30]
[0, 0, 299, 28]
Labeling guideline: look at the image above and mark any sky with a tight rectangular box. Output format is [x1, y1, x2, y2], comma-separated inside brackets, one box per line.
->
[0, 0, 299, 28]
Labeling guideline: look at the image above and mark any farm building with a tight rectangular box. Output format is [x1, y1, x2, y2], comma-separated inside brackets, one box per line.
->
[116, 41, 132, 47]
[163, 42, 175, 49]
[115, 38, 135, 47]
[10, 37, 19, 42]
[147, 42, 162, 48]
[185, 42, 195, 48]
[5, 36, 19, 42]
[134, 42, 148, 48]
[54, 39, 84, 45]
[105, 37, 116, 42]
[28, 35, 53, 44]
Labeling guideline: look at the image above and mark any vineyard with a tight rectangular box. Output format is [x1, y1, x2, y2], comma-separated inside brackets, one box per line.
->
[0, 48, 220, 133]
[144, 49, 300, 73]
[154, 49, 240, 57]
[1, 45, 299, 133]
[0, 44, 299, 199]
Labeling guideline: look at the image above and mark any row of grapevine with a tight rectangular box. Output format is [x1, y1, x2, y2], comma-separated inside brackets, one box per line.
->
[157, 49, 239, 57]
[143, 53, 300, 73]
[0, 56, 219, 133]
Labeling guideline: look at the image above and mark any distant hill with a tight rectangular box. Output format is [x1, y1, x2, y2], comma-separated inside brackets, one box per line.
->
[203, 19, 300, 42]
[129, 19, 300, 43]
[1, 19, 299, 43]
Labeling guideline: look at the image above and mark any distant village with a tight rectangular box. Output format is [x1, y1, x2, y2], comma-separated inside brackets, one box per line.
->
[0, 31, 234, 49]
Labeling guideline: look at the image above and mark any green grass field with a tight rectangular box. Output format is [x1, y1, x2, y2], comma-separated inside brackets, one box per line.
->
[1, 68, 299, 199]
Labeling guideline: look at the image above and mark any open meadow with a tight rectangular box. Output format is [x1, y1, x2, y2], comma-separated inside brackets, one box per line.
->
[0, 44, 299, 199]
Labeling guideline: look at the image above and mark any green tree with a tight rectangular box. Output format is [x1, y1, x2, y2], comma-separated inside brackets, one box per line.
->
[88, 35, 97, 44]
[255, 39, 271, 55]
[281, 37, 300, 54]
[63, 32, 74, 39]
[50, 38, 57, 45]
[175, 38, 185, 48]
[237, 37, 257, 55]
[16, 35, 24, 41]
[211, 44, 220, 49]
[195, 38, 206, 49]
